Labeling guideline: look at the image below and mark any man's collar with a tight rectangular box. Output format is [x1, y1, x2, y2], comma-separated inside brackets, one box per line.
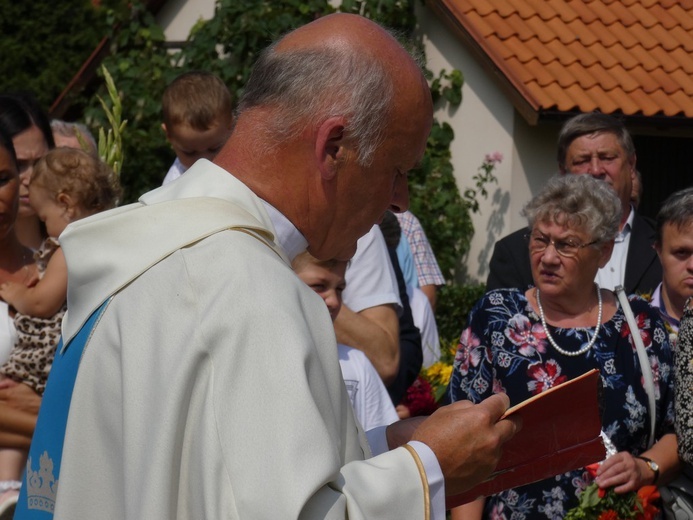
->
[616, 206, 635, 242]
[261, 201, 308, 262]
[652, 282, 680, 331]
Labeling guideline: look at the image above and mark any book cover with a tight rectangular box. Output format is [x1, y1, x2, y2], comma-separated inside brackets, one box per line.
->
[446, 369, 605, 509]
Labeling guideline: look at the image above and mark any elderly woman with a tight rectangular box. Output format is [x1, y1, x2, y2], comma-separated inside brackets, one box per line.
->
[450, 174, 678, 520]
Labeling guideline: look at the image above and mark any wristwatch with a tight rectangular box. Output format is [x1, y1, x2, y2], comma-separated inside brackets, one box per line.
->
[636, 456, 660, 484]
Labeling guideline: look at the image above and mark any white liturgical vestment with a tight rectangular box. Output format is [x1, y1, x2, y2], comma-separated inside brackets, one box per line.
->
[23, 160, 440, 519]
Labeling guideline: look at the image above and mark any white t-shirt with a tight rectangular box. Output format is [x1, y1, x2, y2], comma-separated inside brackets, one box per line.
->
[342, 225, 401, 314]
[0, 301, 16, 365]
[407, 286, 440, 368]
[338, 344, 399, 431]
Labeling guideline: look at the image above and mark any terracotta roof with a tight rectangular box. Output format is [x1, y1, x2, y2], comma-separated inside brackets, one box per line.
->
[428, 0, 693, 125]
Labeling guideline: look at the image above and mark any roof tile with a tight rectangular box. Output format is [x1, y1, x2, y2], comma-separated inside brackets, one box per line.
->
[647, 4, 679, 30]
[664, 47, 693, 77]
[620, 2, 657, 28]
[433, 0, 693, 119]
[566, 0, 599, 24]
[606, 44, 644, 71]
[606, 22, 648, 49]
[669, 5, 693, 30]
[668, 26, 693, 51]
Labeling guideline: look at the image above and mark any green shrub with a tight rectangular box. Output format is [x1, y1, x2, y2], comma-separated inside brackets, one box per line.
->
[436, 283, 486, 344]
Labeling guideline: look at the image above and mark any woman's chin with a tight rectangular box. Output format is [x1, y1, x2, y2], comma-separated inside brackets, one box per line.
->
[17, 206, 37, 219]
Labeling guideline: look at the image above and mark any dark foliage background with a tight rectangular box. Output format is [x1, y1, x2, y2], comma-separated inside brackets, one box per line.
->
[0, 0, 121, 109]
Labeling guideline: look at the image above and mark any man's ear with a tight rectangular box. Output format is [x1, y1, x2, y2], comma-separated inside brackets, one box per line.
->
[654, 240, 662, 259]
[315, 117, 347, 181]
[161, 123, 169, 138]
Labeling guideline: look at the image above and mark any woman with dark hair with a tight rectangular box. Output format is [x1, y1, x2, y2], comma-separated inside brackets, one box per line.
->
[0, 93, 54, 250]
[0, 118, 42, 517]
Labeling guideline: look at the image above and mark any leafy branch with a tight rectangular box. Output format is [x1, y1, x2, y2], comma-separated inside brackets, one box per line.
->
[96, 65, 127, 178]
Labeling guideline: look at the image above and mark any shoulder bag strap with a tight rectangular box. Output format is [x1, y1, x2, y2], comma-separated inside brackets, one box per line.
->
[615, 285, 656, 448]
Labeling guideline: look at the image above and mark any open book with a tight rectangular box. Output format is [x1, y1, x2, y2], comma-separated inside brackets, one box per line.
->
[446, 369, 606, 509]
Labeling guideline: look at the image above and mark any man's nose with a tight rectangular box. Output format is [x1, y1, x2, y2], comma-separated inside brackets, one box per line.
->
[587, 156, 605, 176]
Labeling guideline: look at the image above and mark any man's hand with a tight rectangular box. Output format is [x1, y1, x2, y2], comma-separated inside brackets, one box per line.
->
[411, 394, 519, 497]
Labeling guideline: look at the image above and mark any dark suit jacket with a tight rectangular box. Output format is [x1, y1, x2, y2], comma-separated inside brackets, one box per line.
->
[486, 213, 662, 295]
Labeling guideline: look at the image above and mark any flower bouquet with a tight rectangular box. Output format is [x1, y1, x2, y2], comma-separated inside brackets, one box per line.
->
[565, 463, 660, 520]
[398, 341, 456, 417]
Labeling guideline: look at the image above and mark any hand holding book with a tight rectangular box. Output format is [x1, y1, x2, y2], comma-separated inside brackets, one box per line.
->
[446, 369, 605, 509]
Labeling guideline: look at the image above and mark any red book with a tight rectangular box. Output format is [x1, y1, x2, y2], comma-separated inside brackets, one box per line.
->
[446, 369, 606, 509]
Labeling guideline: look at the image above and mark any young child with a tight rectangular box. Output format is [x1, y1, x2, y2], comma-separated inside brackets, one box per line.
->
[161, 70, 233, 185]
[292, 252, 399, 431]
[0, 147, 121, 512]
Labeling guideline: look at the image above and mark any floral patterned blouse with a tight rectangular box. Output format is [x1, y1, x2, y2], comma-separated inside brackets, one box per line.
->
[449, 289, 675, 520]
[675, 297, 693, 466]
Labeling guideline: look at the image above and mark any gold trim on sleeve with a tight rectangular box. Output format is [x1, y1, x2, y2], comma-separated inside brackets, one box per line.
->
[404, 444, 431, 520]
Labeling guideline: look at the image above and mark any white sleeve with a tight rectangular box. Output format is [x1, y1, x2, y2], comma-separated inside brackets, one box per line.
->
[0, 301, 16, 365]
[364, 432, 446, 520]
[342, 225, 402, 314]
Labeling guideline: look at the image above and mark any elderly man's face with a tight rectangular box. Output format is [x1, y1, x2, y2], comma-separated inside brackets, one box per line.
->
[309, 80, 433, 261]
[656, 221, 693, 316]
[563, 132, 635, 213]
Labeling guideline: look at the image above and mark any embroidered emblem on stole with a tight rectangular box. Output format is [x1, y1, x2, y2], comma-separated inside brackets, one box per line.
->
[15, 300, 110, 518]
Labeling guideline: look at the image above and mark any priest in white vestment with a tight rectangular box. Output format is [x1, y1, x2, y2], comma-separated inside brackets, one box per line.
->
[15, 13, 517, 520]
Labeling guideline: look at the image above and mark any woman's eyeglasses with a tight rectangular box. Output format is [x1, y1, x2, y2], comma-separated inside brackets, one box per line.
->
[525, 233, 599, 258]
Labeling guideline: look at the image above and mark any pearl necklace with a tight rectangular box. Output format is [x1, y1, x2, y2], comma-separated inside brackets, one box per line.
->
[536, 284, 602, 357]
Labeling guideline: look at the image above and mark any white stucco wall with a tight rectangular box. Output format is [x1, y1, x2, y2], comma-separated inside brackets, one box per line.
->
[156, 0, 216, 42]
[416, 3, 558, 283]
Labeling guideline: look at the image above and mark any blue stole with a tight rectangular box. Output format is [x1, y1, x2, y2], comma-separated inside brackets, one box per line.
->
[14, 300, 110, 519]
